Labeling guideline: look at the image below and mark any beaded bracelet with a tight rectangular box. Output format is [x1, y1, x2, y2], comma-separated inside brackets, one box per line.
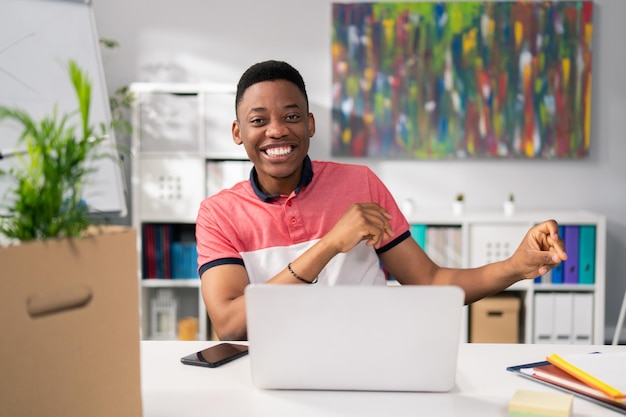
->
[287, 262, 318, 284]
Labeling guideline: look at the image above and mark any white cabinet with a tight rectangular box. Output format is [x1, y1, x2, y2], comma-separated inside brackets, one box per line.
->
[406, 210, 606, 344]
[130, 82, 250, 341]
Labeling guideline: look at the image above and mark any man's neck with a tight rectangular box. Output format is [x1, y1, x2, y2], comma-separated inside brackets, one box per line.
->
[256, 173, 301, 197]
[250, 156, 314, 202]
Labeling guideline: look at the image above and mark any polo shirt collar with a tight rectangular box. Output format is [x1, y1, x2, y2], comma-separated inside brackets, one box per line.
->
[250, 155, 314, 202]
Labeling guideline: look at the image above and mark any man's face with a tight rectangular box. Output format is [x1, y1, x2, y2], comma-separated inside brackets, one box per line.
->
[232, 80, 315, 194]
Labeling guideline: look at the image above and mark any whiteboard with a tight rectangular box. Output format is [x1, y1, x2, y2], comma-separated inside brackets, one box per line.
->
[0, 0, 126, 215]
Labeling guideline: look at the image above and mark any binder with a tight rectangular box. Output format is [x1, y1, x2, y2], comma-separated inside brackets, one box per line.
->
[426, 226, 446, 266]
[579, 225, 596, 284]
[572, 292, 593, 344]
[535, 269, 552, 284]
[551, 226, 565, 284]
[563, 225, 580, 284]
[552, 293, 573, 344]
[410, 224, 427, 249]
[143, 224, 157, 279]
[547, 352, 626, 400]
[543, 269, 553, 284]
[533, 292, 554, 343]
[445, 227, 462, 268]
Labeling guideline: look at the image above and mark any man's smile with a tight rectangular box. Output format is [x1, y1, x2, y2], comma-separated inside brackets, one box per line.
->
[263, 145, 295, 157]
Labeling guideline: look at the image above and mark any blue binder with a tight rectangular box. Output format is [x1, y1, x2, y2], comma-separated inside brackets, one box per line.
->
[579, 225, 596, 284]
[563, 225, 580, 284]
[551, 225, 565, 284]
[410, 224, 427, 249]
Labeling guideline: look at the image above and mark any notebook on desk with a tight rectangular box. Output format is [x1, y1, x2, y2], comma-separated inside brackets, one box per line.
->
[244, 284, 465, 392]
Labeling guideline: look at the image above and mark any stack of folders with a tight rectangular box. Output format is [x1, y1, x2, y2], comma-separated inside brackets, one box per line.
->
[507, 352, 626, 414]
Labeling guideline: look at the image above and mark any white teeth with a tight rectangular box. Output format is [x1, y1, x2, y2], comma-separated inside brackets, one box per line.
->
[265, 146, 292, 157]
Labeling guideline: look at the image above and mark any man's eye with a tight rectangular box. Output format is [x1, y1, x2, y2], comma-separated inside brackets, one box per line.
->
[250, 117, 265, 125]
[286, 114, 300, 121]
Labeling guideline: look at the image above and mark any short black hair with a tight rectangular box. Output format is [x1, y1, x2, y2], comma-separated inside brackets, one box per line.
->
[235, 60, 309, 114]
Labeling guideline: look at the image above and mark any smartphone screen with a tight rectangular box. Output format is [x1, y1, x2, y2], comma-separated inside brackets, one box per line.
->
[180, 343, 249, 368]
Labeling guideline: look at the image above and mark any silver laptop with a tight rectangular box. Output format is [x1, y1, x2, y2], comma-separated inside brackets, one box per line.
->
[245, 284, 465, 392]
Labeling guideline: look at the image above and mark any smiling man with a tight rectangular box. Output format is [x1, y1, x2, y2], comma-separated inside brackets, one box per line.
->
[195, 60, 567, 341]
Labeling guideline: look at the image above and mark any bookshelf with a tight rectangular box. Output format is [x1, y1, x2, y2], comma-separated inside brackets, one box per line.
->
[406, 210, 606, 345]
[130, 82, 250, 341]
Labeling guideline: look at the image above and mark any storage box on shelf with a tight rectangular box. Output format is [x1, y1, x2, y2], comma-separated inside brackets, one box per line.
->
[130, 82, 250, 341]
[406, 210, 606, 344]
[470, 295, 521, 343]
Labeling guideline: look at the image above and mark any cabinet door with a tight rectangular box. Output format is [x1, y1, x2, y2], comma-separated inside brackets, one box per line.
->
[534, 292, 554, 343]
[204, 92, 248, 159]
[467, 224, 528, 267]
[137, 91, 202, 154]
[139, 157, 205, 222]
[572, 292, 594, 344]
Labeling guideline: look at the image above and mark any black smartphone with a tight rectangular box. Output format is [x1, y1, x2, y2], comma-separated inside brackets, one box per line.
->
[180, 343, 249, 368]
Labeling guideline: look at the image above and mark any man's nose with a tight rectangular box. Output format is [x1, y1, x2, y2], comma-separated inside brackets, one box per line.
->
[265, 120, 288, 138]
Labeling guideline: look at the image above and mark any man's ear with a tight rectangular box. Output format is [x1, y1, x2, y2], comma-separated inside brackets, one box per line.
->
[232, 120, 243, 145]
[308, 113, 316, 138]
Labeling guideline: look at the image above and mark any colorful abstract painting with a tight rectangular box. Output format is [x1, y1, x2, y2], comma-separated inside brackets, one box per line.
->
[331, 2, 594, 159]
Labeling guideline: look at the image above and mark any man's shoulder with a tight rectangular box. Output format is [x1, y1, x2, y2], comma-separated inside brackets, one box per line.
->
[201, 180, 253, 207]
[308, 160, 386, 197]
[312, 160, 374, 176]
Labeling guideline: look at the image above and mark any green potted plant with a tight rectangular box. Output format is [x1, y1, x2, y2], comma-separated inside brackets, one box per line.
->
[0, 60, 111, 241]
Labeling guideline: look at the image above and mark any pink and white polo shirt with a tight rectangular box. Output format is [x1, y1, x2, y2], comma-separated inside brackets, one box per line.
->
[196, 157, 410, 285]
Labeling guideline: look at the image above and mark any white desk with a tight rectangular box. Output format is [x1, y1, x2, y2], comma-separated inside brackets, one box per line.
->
[141, 341, 625, 417]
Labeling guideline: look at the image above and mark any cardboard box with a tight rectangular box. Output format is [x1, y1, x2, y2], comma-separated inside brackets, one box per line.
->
[0, 226, 142, 417]
[471, 295, 521, 343]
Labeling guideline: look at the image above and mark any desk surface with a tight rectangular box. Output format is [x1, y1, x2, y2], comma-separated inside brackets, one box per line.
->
[141, 341, 625, 417]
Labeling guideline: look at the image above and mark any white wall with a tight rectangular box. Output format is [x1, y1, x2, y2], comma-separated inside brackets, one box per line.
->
[93, 0, 626, 342]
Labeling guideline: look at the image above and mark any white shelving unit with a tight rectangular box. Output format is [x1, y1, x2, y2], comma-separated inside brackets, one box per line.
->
[130, 82, 250, 341]
[407, 210, 606, 344]
[130, 84, 606, 345]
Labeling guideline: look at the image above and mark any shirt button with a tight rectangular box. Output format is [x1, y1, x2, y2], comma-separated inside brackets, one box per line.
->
[290, 217, 297, 224]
